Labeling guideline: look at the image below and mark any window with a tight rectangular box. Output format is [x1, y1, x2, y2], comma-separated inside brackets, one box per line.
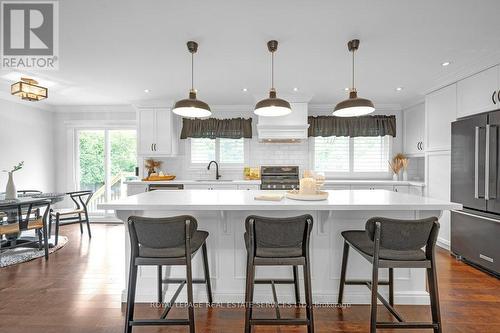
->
[313, 136, 391, 175]
[76, 129, 137, 216]
[190, 138, 245, 165]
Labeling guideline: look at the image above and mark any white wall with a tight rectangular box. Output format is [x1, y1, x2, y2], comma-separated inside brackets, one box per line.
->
[0, 99, 55, 192]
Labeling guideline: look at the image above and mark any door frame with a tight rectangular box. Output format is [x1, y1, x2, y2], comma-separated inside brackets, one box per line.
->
[70, 123, 136, 217]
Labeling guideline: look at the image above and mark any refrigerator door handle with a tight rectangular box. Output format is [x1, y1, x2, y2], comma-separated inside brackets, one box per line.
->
[475, 126, 480, 199]
[487, 124, 497, 200]
[486, 125, 490, 200]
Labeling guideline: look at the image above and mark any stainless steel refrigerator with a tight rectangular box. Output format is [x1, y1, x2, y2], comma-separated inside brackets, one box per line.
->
[451, 111, 500, 276]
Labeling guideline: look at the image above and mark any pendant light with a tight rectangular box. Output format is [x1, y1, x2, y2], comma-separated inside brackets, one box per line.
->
[172, 41, 211, 118]
[254, 40, 292, 117]
[333, 39, 375, 117]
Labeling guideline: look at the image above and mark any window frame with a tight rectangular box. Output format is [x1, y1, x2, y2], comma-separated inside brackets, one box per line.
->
[309, 135, 393, 179]
[187, 137, 249, 170]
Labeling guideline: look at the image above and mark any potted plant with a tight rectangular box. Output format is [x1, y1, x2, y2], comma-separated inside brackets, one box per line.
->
[2, 161, 24, 200]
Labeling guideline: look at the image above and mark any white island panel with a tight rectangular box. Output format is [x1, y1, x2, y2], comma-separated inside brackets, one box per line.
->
[99, 190, 460, 305]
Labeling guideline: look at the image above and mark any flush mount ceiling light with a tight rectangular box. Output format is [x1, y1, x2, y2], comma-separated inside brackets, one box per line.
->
[172, 41, 211, 118]
[254, 40, 292, 117]
[333, 39, 375, 117]
[11, 77, 48, 101]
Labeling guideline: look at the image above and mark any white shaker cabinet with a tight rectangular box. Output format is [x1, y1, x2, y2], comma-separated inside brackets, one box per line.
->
[425, 84, 457, 151]
[184, 184, 237, 190]
[137, 107, 178, 156]
[425, 152, 451, 248]
[457, 65, 499, 118]
[403, 103, 425, 155]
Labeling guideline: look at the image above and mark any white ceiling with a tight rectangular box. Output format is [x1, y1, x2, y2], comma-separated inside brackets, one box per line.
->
[1, 0, 500, 108]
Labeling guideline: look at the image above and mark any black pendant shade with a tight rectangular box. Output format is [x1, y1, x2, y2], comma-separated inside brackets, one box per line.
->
[254, 40, 292, 117]
[333, 39, 375, 117]
[172, 41, 212, 118]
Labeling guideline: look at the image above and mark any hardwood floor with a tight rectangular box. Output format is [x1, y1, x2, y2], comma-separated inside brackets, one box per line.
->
[0, 223, 499, 332]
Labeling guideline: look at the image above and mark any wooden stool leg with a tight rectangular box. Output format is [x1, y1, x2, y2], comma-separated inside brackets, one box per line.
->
[124, 264, 138, 333]
[304, 259, 314, 333]
[389, 268, 394, 306]
[157, 265, 163, 304]
[244, 255, 255, 333]
[201, 242, 213, 305]
[428, 260, 442, 333]
[186, 257, 195, 333]
[293, 265, 300, 305]
[370, 262, 379, 333]
[338, 241, 350, 304]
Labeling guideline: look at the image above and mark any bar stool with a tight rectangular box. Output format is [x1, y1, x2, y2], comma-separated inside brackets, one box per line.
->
[125, 215, 213, 333]
[337, 216, 442, 333]
[244, 214, 314, 333]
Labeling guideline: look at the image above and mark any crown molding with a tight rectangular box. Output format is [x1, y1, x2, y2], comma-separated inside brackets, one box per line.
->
[418, 52, 500, 96]
[401, 96, 425, 110]
[51, 104, 135, 113]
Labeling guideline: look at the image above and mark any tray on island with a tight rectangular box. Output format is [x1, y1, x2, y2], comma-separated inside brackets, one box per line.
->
[286, 190, 329, 201]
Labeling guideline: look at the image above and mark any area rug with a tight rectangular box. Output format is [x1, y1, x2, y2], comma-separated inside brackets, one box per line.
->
[0, 235, 68, 268]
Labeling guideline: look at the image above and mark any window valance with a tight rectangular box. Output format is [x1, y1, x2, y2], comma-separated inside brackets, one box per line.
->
[180, 117, 252, 139]
[308, 115, 396, 137]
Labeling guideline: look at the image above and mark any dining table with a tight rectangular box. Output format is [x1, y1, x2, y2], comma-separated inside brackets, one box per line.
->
[0, 192, 66, 248]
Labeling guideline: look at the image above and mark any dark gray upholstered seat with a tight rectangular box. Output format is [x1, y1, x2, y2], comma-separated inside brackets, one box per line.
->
[125, 215, 212, 333]
[341, 230, 426, 261]
[139, 230, 208, 258]
[244, 214, 314, 333]
[338, 216, 442, 333]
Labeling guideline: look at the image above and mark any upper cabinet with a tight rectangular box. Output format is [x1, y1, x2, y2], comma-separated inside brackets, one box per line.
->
[137, 107, 178, 156]
[425, 84, 457, 151]
[403, 103, 425, 155]
[457, 65, 499, 118]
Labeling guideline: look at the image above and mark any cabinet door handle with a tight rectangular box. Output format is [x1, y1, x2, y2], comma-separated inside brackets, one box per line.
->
[498, 90, 500, 104]
[151, 143, 154, 151]
[154, 143, 157, 151]
[493, 90, 497, 105]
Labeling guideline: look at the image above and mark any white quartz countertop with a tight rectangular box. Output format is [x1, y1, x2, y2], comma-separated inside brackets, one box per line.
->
[99, 189, 459, 211]
[124, 179, 425, 187]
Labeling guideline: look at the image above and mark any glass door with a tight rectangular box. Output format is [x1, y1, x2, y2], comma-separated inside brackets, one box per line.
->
[76, 128, 136, 217]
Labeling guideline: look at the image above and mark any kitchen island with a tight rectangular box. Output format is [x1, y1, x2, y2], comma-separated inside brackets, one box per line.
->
[99, 189, 460, 305]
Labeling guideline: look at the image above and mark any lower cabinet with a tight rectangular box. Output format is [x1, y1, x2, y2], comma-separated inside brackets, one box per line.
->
[237, 184, 260, 190]
[323, 185, 350, 190]
[127, 184, 148, 196]
[351, 185, 394, 191]
[184, 184, 238, 190]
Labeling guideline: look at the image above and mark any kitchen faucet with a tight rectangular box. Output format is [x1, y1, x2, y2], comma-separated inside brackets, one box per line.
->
[207, 160, 221, 180]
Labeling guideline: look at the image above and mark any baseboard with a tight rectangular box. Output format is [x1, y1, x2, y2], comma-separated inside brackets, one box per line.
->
[436, 237, 450, 251]
[122, 290, 431, 306]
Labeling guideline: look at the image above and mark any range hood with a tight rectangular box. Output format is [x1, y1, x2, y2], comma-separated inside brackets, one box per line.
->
[257, 102, 309, 141]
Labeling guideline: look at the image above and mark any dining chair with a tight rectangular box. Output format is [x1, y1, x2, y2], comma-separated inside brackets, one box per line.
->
[49, 190, 93, 245]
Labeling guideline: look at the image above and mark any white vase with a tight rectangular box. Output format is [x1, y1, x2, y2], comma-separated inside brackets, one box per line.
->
[392, 173, 398, 181]
[402, 170, 408, 181]
[5, 171, 17, 200]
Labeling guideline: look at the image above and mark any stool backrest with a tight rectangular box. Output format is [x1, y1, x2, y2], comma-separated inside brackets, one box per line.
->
[365, 216, 439, 254]
[245, 214, 313, 257]
[127, 215, 198, 257]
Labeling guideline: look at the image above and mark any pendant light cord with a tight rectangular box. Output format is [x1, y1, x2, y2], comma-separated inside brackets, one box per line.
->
[191, 52, 194, 91]
[351, 49, 355, 90]
[271, 51, 275, 90]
